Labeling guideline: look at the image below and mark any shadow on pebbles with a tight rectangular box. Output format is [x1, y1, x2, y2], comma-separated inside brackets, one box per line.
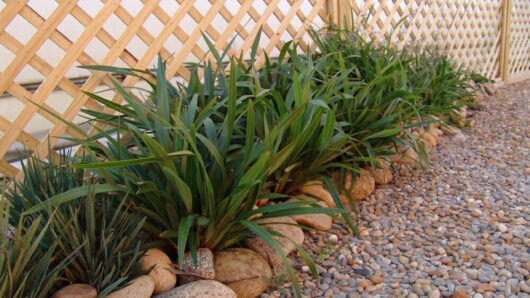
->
[263, 80, 530, 298]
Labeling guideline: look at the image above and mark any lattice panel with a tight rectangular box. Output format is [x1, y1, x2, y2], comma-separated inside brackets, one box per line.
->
[508, 0, 530, 81]
[0, 0, 328, 177]
[338, 0, 504, 80]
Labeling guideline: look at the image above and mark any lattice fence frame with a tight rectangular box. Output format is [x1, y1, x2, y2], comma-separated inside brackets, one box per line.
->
[0, 0, 528, 178]
[326, 0, 529, 83]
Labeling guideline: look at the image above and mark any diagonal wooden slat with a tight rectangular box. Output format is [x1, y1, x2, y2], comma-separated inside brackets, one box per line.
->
[79, 1, 197, 149]
[0, 0, 121, 164]
[31, 0, 162, 161]
[165, 1, 226, 77]
[0, 1, 77, 96]
[255, 0, 306, 69]
[0, 0, 26, 33]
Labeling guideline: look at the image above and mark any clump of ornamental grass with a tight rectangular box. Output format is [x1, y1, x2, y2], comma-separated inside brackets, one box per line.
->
[6, 153, 148, 296]
[6, 149, 85, 242]
[26, 192, 147, 296]
[37, 51, 344, 296]
[190, 31, 357, 224]
[0, 181, 74, 298]
[407, 46, 483, 118]
[310, 24, 428, 167]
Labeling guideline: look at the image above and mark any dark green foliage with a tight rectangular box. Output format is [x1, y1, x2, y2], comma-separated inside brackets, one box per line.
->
[48, 193, 147, 296]
[5, 153, 147, 296]
[408, 47, 479, 116]
[309, 25, 424, 165]
[55, 53, 341, 296]
[7, 150, 85, 242]
[0, 193, 73, 298]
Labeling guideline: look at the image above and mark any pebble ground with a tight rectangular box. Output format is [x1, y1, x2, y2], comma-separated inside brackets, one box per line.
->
[264, 80, 530, 298]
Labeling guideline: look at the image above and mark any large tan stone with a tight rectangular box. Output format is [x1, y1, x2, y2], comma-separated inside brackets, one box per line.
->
[482, 83, 496, 95]
[475, 92, 485, 102]
[424, 132, 437, 148]
[343, 169, 375, 200]
[450, 106, 467, 128]
[245, 216, 304, 276]
[364, 164, 393, 185]
[51, 284, 97, 298]
[106, 276, 155, 298]
[429, 127, 444, 139]
[298, 180, 335, 207]
[140, 248, 177, 294]
[399, 147, 419, 165]
[289, 196, 332, 231]
[153, 280, 236, 298]
[386, 153, 402, 164]
[353, 170, 375, 200]
[384, 144, 420, 165]
[417, 132, 436, 153]
[429, 121, 441, 130]
[214, 248, 272, 298]
[180, 248, 215, 284]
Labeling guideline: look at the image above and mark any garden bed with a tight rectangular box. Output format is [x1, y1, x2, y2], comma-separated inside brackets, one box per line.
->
[1, 25, 496, 298]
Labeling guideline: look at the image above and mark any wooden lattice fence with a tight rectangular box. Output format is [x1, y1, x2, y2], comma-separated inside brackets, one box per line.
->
[328, 0, 529, 82]
[0, 0, 528, 177]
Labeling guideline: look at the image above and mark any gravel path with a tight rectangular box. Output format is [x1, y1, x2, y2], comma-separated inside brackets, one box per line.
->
[265, 80, 530, 298]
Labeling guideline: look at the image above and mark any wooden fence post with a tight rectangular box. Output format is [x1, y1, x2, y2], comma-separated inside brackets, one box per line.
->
[326, 0, 337, 25]
[500, 0, 513, 83]
[326, 0, 351, 28]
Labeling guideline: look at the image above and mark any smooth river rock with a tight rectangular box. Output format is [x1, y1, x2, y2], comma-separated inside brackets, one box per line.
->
[214, 248, 272, 298]
[289, 196, 333, 231]
[245, 216, 304, 275]
[106, 275, 155, 298]
[140, 248, 177, 294]
[51, 284, 97, 298]
[153, 280, 236, 298]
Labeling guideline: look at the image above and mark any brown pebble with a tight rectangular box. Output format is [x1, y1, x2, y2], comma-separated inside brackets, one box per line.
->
[358, 279, 373, 288]
[370, 275, 383, 284]
[453, 289, 470, 298]
[477, 283, 495, 292]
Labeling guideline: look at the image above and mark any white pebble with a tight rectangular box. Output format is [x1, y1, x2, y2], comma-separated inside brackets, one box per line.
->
[497, 223, 508, 233]
[329, 234, 339, 243]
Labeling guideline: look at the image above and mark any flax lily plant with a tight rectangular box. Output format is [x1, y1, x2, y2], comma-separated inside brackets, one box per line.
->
[29, 50, 345, 296]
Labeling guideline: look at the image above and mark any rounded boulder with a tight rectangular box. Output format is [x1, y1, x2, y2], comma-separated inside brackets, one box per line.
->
[214, 248, 272, 298]
[153, 280, 236, 298]
[245, 216, 304, 275]
[106, 275, 155, 298]
[51, 284, 97, 298]
[298, 180, 336, 207]
[140, 248, 177, 294]
[289, 196, 332, 231]
[365, 165, 393, 185]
